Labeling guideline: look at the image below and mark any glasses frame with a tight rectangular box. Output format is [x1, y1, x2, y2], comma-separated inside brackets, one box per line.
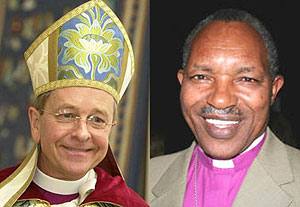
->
[39, 109, 116, 130]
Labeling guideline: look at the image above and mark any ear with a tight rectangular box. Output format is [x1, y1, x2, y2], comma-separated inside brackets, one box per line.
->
[177, 69, 184, 85]
[28, 107, 41, 143]
[270, 75, 284, 105]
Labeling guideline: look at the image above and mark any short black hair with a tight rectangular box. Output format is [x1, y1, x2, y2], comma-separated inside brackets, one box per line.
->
[182, 9, 279, 80]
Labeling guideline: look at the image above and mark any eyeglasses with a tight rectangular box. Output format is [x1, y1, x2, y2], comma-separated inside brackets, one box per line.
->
[40, 109, 116, 130]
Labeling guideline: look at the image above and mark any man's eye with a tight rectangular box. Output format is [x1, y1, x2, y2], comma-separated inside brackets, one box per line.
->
[60, 113, 75, 119]
[190, 74, 207, 80]
[241, 77, 258, 82]
[89, 116, 105, 124]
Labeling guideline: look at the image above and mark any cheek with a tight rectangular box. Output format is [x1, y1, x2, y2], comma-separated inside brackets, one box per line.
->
[240, 87, 270, 109]
[238, 87, 271, 124]
[93, 135, 109, 164]
[180, 83, 207, 108]
[180, 84, 208, 133]
[39, 120, 68, 148]
[39, 121, 56, 142]
[96, 136, 109, 147]
[93, 131, 110, 151]
[180, 85, 196, 121]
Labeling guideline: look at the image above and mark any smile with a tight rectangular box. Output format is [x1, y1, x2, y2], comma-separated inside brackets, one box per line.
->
[64, 147, 90, 151]
[62, 146, 93, 154]
[205, 119, 240, 129]
[201, 116, 243, 139]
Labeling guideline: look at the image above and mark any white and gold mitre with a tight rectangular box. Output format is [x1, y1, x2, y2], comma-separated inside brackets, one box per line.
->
[0, 2, 134, 206]
[24, 0, 134, 103]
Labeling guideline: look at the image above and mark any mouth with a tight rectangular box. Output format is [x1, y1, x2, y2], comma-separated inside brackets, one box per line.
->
[205, 118, 240, 129]
[201, 116, 243, 139]
[62, 146, 93, 155]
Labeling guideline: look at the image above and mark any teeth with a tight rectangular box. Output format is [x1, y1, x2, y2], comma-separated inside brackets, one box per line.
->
[206, 119, 239, 128]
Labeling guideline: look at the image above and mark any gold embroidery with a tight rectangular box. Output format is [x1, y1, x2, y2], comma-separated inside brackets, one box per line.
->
[13, 199, 50, 207]
[25, 0, 134, 103]
[48, 29, 59, 82]
[26, 38, 49, 90]
[117, 43, 129, 94]
[80, 201, 122, 207]
[24, 0, 134, 74]
[34, 79, 120, 102]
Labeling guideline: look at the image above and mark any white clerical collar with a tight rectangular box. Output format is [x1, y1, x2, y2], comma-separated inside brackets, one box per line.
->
[33, 168, 91, 195]
[211, 131, 265, 169]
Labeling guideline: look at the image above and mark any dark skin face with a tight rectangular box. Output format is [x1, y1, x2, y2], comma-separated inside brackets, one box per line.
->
[178, 21, 284, 159]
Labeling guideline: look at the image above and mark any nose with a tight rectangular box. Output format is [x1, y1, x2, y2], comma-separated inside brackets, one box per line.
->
[72, 119, 91, 142]
[207, 78, 237, 109]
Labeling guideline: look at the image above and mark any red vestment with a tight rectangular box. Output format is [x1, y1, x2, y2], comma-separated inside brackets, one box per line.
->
[0, 165, 149, 207]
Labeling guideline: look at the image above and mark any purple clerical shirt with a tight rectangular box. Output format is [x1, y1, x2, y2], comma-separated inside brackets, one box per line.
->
[33, 182, 79, 204]
[183, 132, 266, 207]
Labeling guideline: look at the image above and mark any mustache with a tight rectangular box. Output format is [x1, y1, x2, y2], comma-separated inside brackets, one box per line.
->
[200, 105, 242, 116]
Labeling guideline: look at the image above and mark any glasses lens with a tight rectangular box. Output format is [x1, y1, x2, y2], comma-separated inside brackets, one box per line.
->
[88, 115, 107, 129]
[56, 113, 77, 123]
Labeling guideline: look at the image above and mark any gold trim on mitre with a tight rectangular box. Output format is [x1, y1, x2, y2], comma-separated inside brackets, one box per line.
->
[24, 0, 134, 103]
[34, 79, 120, 102]
[0, 145, 38, 207]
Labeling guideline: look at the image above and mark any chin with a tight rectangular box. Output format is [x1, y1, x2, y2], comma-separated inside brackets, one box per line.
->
[205, 149, 240, 160]
[63, 164, 92, 179]
[199, 139, 246, 160]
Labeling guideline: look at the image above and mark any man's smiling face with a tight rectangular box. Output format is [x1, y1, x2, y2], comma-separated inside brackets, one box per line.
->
[29, 87, 115, 180]
[177, 21, 284, 159]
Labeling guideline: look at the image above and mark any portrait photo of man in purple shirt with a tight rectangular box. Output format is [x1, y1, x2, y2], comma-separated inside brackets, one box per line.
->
[150, 1, 300, 206]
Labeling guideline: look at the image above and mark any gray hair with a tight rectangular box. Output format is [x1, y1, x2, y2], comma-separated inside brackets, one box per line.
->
[182, 9, 279, 80]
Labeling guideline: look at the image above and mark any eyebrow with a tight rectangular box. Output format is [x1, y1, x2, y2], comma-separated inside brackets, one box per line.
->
[192, 63, 257, 74]
[55, 104, 109, 118]
[236, 66, 256, 74]
[191, 63, 213, 72]
[92, 108, 109, 119]
[55, 104, 77, 111]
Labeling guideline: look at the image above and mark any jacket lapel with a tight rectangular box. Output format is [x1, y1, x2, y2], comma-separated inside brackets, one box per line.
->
[234, 128, 293, 206]
[151, 142, 196, 206]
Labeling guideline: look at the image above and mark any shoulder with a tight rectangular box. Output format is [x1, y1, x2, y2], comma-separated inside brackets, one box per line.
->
[267, 128, 300, 170]
[0, 165, 19, 183]
[87, 167, 149, 207]
[282, 144, 300, 203]
[284, 144, 300, 174]
[285, 143, 300, 159]
[266, 129, 300, 193]
[150, 142, 195, 187]
[150, 151, 183, 193]
[150, 150, 186, 175]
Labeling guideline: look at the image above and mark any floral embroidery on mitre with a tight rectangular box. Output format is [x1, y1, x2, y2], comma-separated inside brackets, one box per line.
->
[57, 6, 124, 90]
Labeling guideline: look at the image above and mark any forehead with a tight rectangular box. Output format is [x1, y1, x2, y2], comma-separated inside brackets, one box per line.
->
[188, 21, 268, 68]
[44, 87, 115, 114]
